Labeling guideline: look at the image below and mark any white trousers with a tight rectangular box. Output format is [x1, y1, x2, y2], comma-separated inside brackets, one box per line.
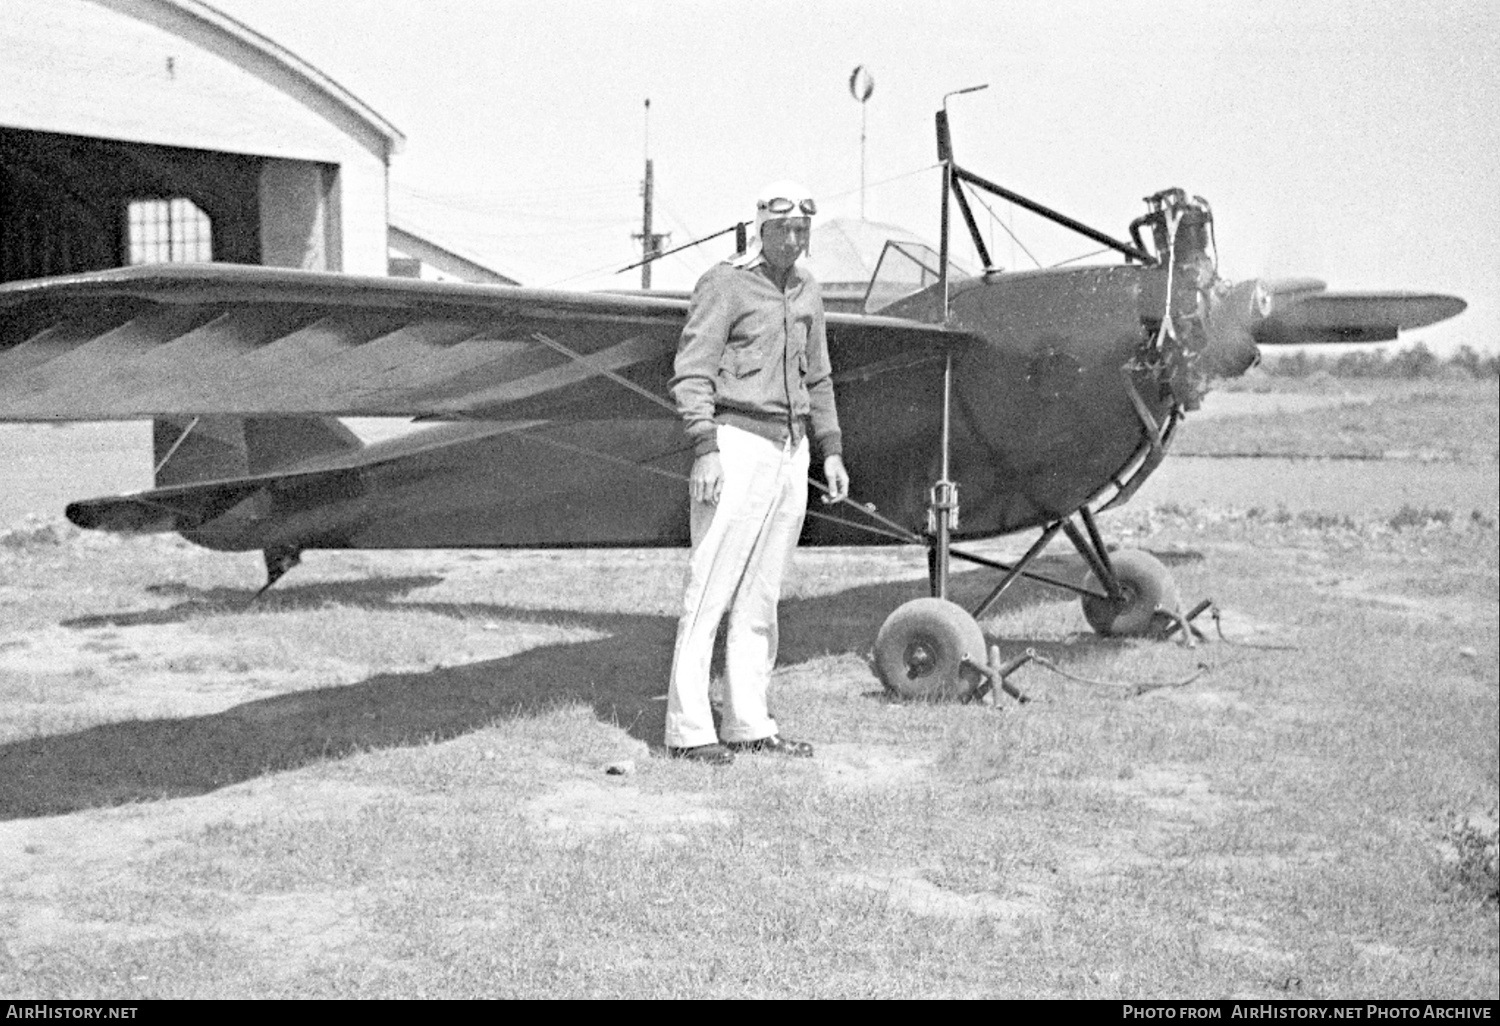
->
[665, 424, 810, 749]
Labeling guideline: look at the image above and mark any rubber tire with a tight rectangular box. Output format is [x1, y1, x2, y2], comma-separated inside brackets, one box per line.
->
[1079, 549, 1180, 637]
[873, 597, 987, 701]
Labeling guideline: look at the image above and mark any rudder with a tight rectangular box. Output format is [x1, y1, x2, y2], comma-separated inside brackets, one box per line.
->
[153, 416, 363, 487]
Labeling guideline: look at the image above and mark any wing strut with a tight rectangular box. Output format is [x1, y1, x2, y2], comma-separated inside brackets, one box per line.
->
[529, 331, 678, 414]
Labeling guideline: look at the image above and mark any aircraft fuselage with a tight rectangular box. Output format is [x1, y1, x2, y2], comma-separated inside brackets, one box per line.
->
[121, 261, 1198, 554]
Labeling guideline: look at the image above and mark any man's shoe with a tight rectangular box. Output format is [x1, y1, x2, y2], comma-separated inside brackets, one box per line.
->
[725, 735, 813, 758]
[667, 743, 735, 766]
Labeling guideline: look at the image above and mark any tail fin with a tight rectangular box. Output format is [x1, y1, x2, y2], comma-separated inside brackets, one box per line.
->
[69, 417, 362, 544]
[153, 416, 362, 487]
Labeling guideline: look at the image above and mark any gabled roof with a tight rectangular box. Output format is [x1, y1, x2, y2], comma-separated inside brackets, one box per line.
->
[389, 218, 522, 286]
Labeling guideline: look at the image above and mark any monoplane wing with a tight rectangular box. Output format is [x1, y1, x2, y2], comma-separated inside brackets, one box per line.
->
[0, 264, 963, 422]
[1253, 279, 1467, 346]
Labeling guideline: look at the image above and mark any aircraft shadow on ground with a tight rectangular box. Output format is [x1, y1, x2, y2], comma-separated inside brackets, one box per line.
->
[62, 576, 450, 629]
[4, 553, 1131, 820]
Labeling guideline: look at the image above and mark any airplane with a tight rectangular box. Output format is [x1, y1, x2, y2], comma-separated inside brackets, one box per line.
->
[0, 110, 1467, 701]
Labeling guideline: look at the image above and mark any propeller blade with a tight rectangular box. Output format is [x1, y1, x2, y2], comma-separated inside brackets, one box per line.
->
[1261, 277, 1328, 310]
[1254, 290, 1467, 345]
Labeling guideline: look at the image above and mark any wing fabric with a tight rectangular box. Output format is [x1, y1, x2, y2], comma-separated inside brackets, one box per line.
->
[0, 264, 959, 421]
[0, 265, 693, 421]
[1254, 285, 1467, 346]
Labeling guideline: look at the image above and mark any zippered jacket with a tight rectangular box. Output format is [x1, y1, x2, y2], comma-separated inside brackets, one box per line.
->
[670, 260, 843, 459]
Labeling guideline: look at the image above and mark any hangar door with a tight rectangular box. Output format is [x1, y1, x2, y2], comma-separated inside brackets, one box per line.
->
[0, 127, 261, 283]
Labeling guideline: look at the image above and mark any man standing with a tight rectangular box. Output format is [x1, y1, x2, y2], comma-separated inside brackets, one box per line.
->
[665, 180, 850, 766]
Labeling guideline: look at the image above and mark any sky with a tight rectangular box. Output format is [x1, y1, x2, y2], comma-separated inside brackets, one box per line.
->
[209, 0, 1499, 353]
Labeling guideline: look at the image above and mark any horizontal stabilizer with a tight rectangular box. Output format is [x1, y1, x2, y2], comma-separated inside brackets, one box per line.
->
[67, 480, 262, 534]
[1254, 290, 1467, 345]
[65, 417, 519, 535]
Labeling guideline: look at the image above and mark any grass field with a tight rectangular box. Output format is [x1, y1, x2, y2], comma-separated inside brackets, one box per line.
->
[0, 379, 1495, 999]
[1178, 376, 1499, 464]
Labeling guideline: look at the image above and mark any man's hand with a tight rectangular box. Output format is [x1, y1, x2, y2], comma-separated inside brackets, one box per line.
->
[823, 454, 850, 504]
[690, 452, 724, 504]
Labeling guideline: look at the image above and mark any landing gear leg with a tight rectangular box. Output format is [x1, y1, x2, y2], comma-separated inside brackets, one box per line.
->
[935, 504, 1187, 640]
[1065, 507, 1181, 637]
[877, 352, 988, 698]
[1078, 548, 1180, 637]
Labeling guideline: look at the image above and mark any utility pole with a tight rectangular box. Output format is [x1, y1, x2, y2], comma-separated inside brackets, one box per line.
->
[634, 98, 669, 289]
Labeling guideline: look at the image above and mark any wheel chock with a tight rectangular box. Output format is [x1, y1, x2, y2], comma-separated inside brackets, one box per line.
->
[962, 644, 1033, 705]
[1160, 598, 1213, 645]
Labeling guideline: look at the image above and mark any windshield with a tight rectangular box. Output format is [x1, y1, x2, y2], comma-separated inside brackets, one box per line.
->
[863, 240, 973, 315]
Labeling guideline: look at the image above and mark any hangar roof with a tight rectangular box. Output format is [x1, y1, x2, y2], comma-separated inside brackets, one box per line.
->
[116, 0, 405, 156]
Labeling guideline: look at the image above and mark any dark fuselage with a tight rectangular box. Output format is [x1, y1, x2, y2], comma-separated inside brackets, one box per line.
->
[167, 263, 1176, 553]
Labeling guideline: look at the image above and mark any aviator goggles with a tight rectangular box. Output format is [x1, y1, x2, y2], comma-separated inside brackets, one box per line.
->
[757, 196, 817, 217]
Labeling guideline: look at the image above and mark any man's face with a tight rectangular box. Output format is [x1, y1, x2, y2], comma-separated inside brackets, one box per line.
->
[759, 217, 810, 271]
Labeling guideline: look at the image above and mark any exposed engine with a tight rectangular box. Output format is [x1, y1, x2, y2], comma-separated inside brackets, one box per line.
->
[1129, 188, 1221, 411]
[1128, 188, 1260, 408]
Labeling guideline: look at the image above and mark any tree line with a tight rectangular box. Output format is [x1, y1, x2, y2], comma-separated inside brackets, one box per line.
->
[1264, 342, 1499, 379]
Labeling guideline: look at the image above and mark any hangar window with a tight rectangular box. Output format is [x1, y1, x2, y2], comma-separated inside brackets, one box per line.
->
[126, 198, 213, 263]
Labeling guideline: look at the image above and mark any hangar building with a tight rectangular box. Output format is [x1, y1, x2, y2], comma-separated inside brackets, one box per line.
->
[1, 0, 404, 283]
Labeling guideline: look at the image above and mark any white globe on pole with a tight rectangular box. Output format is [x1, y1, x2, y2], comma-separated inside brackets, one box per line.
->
[849, 66, 874, 219]
[849, 65, 874, 103]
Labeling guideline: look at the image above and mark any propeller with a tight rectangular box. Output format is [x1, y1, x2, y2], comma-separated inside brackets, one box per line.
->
[1201, 278, 1280, 379]
[1253, 286, 1467, 346]
[1201, 277, 1466, 379]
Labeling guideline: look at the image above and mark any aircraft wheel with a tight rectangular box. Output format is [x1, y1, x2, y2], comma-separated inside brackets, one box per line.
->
[873, 598, 987, 701]
[1079, 549, 1180, 637]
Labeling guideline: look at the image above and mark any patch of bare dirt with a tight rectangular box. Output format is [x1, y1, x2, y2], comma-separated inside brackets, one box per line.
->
[814, 743, 933, 789]
[1322, 576, 1491, 625]
[0, 614, 600, 745]
[833, 865, 1052, 927]
[1114, 764, 1233, 823]
[221, 889, 381, 965]
[523, 779, 733, 848]
[0, 624, 296, 722]
[1065, 764, 1245, 879]
[518, 738, 941, 851]
[0, 777, 393, 956]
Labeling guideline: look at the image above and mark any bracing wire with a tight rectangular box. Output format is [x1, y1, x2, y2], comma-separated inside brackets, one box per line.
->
[405, 162, 951, 290]
[509, 329, 926, 548]
[392, 178, 640, 210]
[968, 189, 1043, 269]
[815, 162, 943, 210]
[1050, 248, 1113, 268]
[968, 188, 1125, 272]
